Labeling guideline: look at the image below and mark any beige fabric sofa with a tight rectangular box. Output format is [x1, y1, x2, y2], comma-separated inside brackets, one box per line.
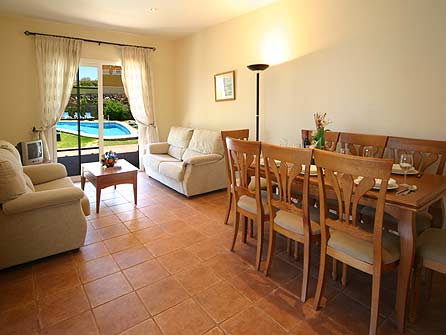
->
[0, 140, 90, 270]
[143, 127, 227, 197]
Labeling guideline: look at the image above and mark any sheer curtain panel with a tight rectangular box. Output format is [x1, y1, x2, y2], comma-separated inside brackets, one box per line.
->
[121, 47, 158, 169]
[35, 36, 82, 162]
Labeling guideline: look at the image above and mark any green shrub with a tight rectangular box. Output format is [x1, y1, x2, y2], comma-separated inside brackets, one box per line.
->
[103, 99, 133, 121]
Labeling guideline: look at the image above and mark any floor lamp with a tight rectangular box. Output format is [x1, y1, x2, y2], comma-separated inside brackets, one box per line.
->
[247, 64, 269, 141]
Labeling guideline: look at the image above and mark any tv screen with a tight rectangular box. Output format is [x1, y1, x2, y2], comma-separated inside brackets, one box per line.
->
[27, 141, 42, 160]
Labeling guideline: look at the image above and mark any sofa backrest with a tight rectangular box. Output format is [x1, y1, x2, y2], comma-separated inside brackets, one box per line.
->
[182, 129, 224, 161]
[167, 127, 194, 160]
[0, 141, 27, 204]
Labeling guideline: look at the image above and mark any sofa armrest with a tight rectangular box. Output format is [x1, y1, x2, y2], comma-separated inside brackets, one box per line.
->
[23, 163, 67, 185]
[147, 142, 169, 154]
[2, 187, 84, 215]
[183, 154, 223, 166]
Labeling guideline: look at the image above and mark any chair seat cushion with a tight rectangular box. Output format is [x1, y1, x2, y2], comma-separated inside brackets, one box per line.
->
[360, 207, 432, 235]
[274, 207, 322, 235]
[417, 228, 446, 267]
[328, 230, 400, 265]
[237, 191, 269, 215]
[158, 161, 185, 181]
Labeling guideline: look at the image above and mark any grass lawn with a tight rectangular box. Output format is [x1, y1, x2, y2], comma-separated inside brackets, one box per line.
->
[57, 132, 138, 149]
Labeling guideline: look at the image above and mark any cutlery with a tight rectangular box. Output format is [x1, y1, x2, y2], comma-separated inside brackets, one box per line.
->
[396, 187, 409, 195]
[401, 185, 418, 196]
[416, 172, 424, 178]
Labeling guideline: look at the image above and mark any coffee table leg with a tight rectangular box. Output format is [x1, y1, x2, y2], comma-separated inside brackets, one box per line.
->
[96, 187, 102, 214]
[133, 174, 137, 205]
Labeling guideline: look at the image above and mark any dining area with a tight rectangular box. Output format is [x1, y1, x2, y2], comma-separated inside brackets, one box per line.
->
[221, 127, 446, 335]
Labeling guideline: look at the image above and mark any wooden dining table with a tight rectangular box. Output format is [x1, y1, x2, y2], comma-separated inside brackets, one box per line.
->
[257, 166, 446, 332]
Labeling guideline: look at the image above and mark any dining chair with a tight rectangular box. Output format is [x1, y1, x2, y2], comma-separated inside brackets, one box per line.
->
[262, 144, 320, 302]
[338, 132, 388, 157]
[312, 149, 398, 335]
[226, 137, 268, 270]
[301, 129, 339, 151]
[410, 228, 446, 322]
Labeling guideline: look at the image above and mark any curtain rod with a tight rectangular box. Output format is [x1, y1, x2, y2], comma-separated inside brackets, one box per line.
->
[24, 30, 156, 51]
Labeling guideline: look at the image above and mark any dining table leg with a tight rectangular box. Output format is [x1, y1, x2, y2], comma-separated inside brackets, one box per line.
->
[395, 209, 416, 332]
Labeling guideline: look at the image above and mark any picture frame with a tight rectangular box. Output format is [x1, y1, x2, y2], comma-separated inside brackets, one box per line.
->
[214, 70, 235, 102]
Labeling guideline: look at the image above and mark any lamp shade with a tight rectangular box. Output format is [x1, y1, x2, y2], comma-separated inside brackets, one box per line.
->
[247, 64, 269, 72]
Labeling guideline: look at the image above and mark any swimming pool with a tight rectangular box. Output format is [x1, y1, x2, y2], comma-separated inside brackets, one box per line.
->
[56, 121, 138, 139]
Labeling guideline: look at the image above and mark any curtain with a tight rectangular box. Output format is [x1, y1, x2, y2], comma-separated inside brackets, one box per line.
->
[35, 36, 82, 162]
[120, 47, 158, 169]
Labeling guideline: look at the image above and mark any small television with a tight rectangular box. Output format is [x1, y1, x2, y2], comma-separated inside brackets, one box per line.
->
[16, 140, 44, 165]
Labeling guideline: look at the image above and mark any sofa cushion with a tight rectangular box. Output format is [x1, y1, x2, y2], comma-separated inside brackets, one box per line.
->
[159, 161, 185, 181]
[186, 129, 224, 156]
[0, 147, 26, 204]
[145, 154, 180, 172]
[167, 127, 194, 160]
[24, 173, 35, 192]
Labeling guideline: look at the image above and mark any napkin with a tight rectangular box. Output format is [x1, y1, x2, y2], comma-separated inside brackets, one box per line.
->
[301, 164, 318, 175]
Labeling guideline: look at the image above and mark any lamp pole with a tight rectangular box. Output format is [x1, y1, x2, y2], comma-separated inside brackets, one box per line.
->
[247, 64, 269, 141]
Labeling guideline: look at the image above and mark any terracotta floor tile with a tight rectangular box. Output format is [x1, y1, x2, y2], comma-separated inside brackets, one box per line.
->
[204, 327, 225, 335]
[145, 235, 186, 257]
[139, 205, 178, 223]
[195, 281, 251, 323]
[123, 217, 157, 232]
[157, 249, 202, 274]
[137, 277, 189, 315]
[120, 318, 162, 335]
[175, 265, 222, 295]
[113, 246, 154, 269]
[93, 292, 149, 335]
[226, 268, 277, 303]
[78, 255, 119, 283]
[0, 302, 39, 335]
[104, 196, 129, 207]
[221, 306, 287, 335]
[103, 233, 142, 253]
[84, 272, 132, 307]
[171, 206, 201, 219]
[97, 222, 129, 240]
[33, 253, 75, 278]
[88, 207, 114, 220]
[175, 229, 208, 244]
[110, 202, 138, 214]
[38, 286, 90, 328]
[289, 314, 352, 335]
[185, 239, 229, 261]
[154, 298, 215, 335]
[41, 310, 99, 335]
[116, 209, 146, 222]
[35, 267, 81, 298]
[159, 219, 193, 234]
[204, 253, 251, 280]
[0, 265, 33, 286]
[133, 225, 170, 244]
[73, 242, 109, 264]
[123, 259, 170, 289]
[84, 229, 102, 245]
[261, 257, 301, 286]
[0, 278, 34, 313]
[90, 215, 121, 229]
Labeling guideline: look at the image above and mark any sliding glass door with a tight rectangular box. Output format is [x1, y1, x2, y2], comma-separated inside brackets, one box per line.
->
[57, 62, 139, 176]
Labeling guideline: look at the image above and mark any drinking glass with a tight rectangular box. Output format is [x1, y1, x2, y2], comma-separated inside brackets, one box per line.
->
[399, 153, 413, 186]
[279, 138, 288, 147]
[339, 146, 350, 155]
[363, 146, 374, 157]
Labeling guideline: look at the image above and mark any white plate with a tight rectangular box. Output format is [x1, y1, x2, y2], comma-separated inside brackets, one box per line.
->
[391, 164, 418, 175]
[301, 164, 317, 176]
[354, 176, 399, 190]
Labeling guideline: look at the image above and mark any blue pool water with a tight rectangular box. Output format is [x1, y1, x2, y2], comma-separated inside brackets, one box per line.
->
[56, 121, 132, 138]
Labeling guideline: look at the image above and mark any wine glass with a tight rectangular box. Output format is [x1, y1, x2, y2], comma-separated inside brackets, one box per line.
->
[363, 146, 374, 157]
[339, 145, 350, 155]
[279, 138, 288, 147]
[399, 153, 413, 187]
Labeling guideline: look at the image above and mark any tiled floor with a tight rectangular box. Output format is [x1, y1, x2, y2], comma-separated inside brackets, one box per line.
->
[1, 172, 445, 335]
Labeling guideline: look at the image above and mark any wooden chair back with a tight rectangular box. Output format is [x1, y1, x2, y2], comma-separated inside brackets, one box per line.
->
[386, 136, 446, 175]
[226, 137, 262, 212]
[221, 129, 250, 184]
[313, 149, 393, 264]
[338, 132, 388, 157]
[301, 129, 339, 151]
[262, 143, 313, 231]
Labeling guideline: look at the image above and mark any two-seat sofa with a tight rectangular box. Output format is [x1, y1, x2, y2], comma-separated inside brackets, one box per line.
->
[143, 127, 227, 197]
[0, 140, 90, 269]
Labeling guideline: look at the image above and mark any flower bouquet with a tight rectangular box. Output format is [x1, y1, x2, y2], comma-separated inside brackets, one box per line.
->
[311, 113, 331, 149]
[101, 150, 118, 168]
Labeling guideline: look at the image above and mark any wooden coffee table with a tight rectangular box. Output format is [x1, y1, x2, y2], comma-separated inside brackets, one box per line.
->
[81, 159, 138, 213]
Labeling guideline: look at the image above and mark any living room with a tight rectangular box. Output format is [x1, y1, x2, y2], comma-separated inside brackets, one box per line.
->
[0, 1, 445, 334]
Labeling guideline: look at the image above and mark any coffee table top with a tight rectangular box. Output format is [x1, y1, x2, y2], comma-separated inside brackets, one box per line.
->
[81, 159, 138, 177]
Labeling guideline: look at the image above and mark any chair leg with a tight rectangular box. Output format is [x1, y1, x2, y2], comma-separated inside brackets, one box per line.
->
[264, 230, 276, 276]
[231, 212, 240, 251]
[314, 242, 327, 310]
[294, 241, 299, 260]
[249, 219, 254, 238]
[287, 239, 292, 256]
[242, 216, 248, 243]
[223, 189, 233, 225]
[410, 257, 423, 323]
[425, 268, 433, 301]
[369, 268, 382, 335]
[332, 258, 338, 281]
[301, 236, 311, 302]
[255, 218, 264, 271]
[341, 263, 348, 287]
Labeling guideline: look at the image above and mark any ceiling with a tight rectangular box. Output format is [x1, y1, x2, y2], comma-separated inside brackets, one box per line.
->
[0, 0, 277, 38]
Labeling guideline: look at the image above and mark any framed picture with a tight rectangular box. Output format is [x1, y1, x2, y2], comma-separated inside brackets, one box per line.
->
[214, 70, 235, 102]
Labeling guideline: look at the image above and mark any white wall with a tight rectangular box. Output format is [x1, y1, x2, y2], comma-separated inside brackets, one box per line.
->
[0, 15, 177, 144]
[175, 0, 446, 145]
